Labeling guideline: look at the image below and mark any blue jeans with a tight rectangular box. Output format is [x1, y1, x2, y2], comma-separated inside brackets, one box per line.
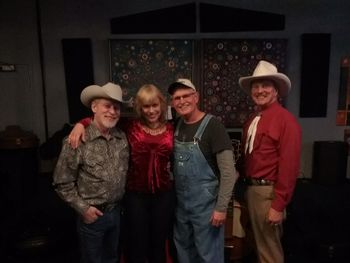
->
[77, 206, 121, 263]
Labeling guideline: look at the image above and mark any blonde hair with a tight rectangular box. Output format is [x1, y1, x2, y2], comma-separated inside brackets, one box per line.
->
[134, 84, 167, 124]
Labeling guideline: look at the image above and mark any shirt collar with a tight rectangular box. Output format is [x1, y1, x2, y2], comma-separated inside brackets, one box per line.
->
[86, 123, 122, 141]
[258, 101, 280, 116]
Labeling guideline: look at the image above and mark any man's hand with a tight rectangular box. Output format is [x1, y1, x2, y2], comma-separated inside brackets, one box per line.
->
[68, 123, 86, 149]
[267, 207, 284, 226]
[210, 210, 227, 227]
[81, 206, 103, 224]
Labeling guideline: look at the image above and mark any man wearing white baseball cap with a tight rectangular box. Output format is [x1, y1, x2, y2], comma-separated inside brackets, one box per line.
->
[239, 61, 302, 263]
[168, 78, 238, 263]
[53, 82, 129, 263]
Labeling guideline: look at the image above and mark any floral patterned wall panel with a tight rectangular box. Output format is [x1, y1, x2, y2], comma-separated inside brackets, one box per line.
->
[109, 39, 194, 102]
[201, 39, 287, 128]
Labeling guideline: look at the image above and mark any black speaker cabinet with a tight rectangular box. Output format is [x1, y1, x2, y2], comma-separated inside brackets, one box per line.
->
[285, 179, 350, 261]
[299, 33, 331, 117]
[312, 141, 348, 185]
[62, 38, 94, 123]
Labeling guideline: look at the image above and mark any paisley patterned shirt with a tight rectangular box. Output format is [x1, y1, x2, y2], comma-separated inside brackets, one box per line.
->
[53, 123, 129, 215]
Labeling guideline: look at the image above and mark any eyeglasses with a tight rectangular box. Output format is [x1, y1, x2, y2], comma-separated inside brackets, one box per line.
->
[172, 92, 196, 103]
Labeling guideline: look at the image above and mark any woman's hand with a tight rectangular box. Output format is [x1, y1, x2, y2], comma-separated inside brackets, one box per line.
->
[68, 123, 86, 149]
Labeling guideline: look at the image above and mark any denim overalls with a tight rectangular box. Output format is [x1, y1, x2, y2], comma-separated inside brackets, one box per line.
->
[173, 114, 224, 263]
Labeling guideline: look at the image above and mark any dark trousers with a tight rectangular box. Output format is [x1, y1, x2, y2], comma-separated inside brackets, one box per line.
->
[124, 190, 176, 263]
[77, 206, 121, 263]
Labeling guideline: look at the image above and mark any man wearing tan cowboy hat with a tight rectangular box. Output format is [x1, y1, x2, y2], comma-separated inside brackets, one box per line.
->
[238, 60, 302, 263]
[53, 82, 129, 263]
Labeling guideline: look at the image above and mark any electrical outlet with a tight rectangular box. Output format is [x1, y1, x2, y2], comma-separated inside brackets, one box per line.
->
[0, 64, 16, 72]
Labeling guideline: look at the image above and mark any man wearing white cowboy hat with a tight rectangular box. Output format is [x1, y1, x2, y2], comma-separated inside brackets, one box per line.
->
[238, 60, 302, 263]
[53, 82, 129, 263]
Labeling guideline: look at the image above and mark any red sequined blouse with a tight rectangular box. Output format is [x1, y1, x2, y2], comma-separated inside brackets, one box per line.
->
[126, 120, 174, 193]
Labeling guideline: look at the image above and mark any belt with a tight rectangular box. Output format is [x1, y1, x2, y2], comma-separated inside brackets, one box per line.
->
[245, 177, 275, 186]
[94, 202, 118, 213]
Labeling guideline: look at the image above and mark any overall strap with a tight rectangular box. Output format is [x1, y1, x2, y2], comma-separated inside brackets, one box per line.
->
[174, 118, 183, 137]
[194, 114, 212, 142]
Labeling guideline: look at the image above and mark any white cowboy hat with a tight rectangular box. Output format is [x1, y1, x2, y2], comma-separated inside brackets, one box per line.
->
[80, 82, 127, 107]
[168, 78, 196, 95]
[239, 60, 291, 97]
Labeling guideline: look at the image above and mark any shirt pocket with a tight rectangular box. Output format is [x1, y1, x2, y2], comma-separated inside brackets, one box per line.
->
[254, 132, 277, 152]
[84, 156, 106, 179]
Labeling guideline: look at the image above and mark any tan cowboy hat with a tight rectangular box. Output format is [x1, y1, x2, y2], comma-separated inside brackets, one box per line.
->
[239, 60, 291, 97]
[168, 78, 196, 95]
[80, 82, 127, 107]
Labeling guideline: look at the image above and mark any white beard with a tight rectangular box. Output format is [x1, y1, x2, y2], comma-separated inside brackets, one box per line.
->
[101, 118, 117, 129]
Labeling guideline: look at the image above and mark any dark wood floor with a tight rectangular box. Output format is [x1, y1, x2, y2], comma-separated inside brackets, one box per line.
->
[1, 176, 350, 263]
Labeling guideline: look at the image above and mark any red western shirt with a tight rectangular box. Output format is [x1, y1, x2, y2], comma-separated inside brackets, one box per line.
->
[241, 102, 302, 211]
